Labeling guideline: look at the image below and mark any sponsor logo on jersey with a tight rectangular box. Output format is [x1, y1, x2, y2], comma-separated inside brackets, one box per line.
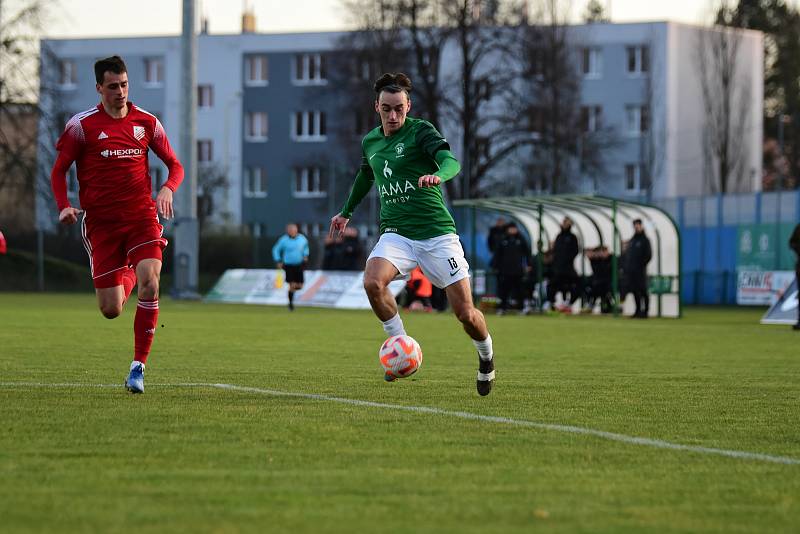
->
[383, 160, 393, 179]
[133, 125, 145, 140]
[98, 131, 108, 140]
[395, 143, 405, 158]
[100, 148, 145, 159]
[378, 179, 416, 205]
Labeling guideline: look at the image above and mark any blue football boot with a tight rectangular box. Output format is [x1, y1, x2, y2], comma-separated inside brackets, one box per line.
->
[125, 361, 145, 394]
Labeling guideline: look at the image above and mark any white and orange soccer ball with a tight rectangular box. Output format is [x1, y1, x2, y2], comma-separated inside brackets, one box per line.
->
[379, 335, 423, 382]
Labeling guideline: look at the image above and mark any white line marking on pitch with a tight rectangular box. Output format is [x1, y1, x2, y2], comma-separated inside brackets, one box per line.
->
[2, 381, 798, 466]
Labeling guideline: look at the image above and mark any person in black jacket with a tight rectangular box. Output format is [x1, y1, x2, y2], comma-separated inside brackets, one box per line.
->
[790, 222, 800, 330]
[549, 217, 579, 310]
[341, 227, 365, 271]
[624, 219, 652, 318]
[488, 217, 507, 256]
[492, 222, 533, 314]
[585, 245, 614, 313]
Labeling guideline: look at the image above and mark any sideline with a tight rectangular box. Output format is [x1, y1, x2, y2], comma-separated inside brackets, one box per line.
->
[2, 381, 798, 466]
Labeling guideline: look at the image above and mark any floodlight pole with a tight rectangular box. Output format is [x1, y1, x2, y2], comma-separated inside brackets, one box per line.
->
[172, 0, 200, 299]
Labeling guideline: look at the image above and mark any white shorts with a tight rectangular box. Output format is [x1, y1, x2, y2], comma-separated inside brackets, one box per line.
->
[368, 232, 471, 289]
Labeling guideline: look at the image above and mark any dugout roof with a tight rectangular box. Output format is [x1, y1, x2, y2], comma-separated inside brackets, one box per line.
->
[453, 195, 681, 318]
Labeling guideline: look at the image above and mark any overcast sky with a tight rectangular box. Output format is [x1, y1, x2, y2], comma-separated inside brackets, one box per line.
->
[44, 0, 714, 38]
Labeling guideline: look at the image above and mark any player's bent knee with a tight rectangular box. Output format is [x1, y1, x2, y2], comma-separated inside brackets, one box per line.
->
[138, 277, 160, 299]
[363, 277, 386, 296]
[100, 304, 122, 319]
[455, 306, 477, 325]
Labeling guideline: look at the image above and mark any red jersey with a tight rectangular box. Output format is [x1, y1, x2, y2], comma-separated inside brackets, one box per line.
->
[51, 102, 184, 221]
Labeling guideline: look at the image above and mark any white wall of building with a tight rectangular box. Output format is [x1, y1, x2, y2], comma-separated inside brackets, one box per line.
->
[668, 23, 763, 196]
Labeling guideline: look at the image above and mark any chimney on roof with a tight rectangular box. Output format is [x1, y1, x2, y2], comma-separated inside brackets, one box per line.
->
[242, 3, 256, 33]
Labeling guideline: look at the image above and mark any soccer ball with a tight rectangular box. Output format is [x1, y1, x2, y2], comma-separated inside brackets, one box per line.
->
[379, 335, 423, 382]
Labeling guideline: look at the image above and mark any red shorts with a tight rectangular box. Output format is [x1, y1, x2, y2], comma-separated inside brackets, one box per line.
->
[80, 211, 167, 289]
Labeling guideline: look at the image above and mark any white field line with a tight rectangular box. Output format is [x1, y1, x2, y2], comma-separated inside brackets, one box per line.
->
[1, 381, 798, 466]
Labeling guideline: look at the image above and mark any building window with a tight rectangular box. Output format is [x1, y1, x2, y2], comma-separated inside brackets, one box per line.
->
[581, 106, 602, 133]
[355, 58, 374, 81]
[293, 53, 327, 84]
[625, 164, 636, 191]
[197, 140, 213, 163]
[245, 55, 269, 85]
[625, 164, 648, 192]
[144, 58, 164, 86]
[198, 85, 214, 108]
[244, 167, 267, 198]
[58, 60, 77, 88]
[581, 47, 602, 78]
[626, 45, 650, 75]
[625, 105, 649, 135]
[245, 112, 268, 141]
[150, 166, 164, 194]
[293, 167, 327, 198]
[292, 111, 327, 141]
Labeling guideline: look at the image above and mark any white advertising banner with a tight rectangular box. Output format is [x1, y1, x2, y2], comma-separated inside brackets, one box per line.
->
[736, 270, 796, 306]
[761, 279, 799, 324]
[205, 269, 406, 309]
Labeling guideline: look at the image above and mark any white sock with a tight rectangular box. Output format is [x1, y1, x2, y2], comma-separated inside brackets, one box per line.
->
[130, 360, 145, 371]
[472, 334, 493, 361]
[382, 313, 406, 337]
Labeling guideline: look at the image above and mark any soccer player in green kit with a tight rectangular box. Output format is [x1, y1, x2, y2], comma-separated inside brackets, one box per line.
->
[329, 73, 495, 396]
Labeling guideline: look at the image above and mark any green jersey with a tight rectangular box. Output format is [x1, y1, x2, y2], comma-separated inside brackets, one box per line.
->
[340, 116, 460, 241]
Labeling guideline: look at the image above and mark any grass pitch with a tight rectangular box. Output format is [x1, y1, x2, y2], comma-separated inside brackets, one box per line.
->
[0, 293, 798, 533]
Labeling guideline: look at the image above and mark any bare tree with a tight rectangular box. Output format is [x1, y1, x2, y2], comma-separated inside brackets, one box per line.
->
[695, 5, 752, 194]
[336, 1, 533, 199]
[439, 0, 520, 198]
[724, 0, 800, 189]
[504, 0, 577, 194]
[334, 0, 454, 193]
[0, 1, 56, 231]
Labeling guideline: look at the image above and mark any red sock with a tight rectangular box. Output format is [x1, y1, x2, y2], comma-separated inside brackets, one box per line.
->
[122, 268, 137, 302]
[134, 298, 159, 364]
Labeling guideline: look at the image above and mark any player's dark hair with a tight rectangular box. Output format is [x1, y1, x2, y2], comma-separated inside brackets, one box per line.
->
[94, 56, 127, 85]
[633, 218, 643, 225]
[374, 73, 412, 98]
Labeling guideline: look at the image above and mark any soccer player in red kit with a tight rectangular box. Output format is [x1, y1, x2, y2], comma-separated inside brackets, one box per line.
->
[50, 56, 184, 393]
